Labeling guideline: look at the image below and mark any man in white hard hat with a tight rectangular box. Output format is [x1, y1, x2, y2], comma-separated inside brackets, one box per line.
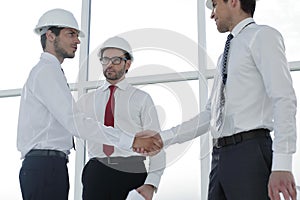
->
[17, 9, 162, 200]
[136, 0, 297, 199]
[77, 36, 166, 200]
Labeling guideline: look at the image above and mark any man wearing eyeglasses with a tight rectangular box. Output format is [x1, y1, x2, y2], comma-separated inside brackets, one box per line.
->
[77, 36, 166, 200]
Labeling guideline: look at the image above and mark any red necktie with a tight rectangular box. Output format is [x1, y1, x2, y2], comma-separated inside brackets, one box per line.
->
[103, 85, 116, 156]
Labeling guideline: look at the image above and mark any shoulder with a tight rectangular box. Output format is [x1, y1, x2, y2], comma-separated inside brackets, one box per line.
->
[245, 24, 284, 47]
[252, 24, 283, 39]
[77, 89, 98, 104]
[121, 86, 154, 105]
[26, 61, 62, 90]
[128, 85, 151, 98]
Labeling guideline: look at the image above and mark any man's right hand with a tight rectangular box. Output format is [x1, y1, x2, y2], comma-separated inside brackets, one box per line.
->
[132, 130, 163, 155]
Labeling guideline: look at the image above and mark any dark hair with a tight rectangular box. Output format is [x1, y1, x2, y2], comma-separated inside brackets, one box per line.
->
[123, 52, 132, 61]
[224, 0, 256, 16]
[40, 26, 64, 50]
[123, 52, 132, 73]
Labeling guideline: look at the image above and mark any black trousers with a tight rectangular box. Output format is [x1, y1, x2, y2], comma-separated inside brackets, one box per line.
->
[82, 158, 147, 200]
[208, 133, 272, 200]
[19, 156, 69, 200]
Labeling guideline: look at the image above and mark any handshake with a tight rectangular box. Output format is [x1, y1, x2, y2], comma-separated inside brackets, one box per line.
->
[132, 130, 163, 155]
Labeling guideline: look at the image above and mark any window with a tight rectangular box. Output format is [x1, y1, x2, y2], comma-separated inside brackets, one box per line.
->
[0, 0, 299, 199]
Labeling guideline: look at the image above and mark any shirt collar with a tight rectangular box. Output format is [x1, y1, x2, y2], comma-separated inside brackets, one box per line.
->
[101, 79, 129, 91]
[231, 17, 255, 37]
[41, 52, 61, 67]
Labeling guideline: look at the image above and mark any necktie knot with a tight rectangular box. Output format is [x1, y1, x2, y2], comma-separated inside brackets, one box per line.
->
[227, 33, 234, 41]
[109, 85, 116, 93]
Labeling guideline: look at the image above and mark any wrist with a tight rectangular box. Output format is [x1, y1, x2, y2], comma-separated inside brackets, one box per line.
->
[145, 184, 156, 192]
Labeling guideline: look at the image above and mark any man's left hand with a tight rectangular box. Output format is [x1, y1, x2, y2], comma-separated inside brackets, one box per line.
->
[268, 171, 297, 200]
[136, 184, 155, 200]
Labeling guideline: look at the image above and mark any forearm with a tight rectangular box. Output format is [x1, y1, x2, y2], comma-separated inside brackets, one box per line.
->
[160, 110, 211, 146]
[271, 89, 297, 171]
[71, 111, 134, 150]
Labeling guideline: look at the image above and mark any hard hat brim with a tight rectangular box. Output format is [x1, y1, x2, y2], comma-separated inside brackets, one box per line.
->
[206, 0, 213, 10]
[34, 25, 85, 37]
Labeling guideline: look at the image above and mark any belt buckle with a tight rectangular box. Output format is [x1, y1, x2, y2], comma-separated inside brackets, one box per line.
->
[107, 157, 118, 165]
[213, 139, 222, 148]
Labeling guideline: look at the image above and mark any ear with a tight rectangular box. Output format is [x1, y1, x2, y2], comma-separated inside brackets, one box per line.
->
[45, 30, 56, 42]
[231, 0, 239, 8]
[125, 60, 131, 72]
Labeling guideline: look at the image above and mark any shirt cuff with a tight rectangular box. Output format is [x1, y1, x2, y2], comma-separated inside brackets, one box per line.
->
[272, 153, 293, 172]
[144, 173, 161, 190]
[118, 130, 135, 150]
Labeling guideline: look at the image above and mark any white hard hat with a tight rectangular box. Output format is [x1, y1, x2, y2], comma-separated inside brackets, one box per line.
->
[206, 0, 258, 10]
[100, 36, 133, 60]
[34, 8, 85, 37]
[206, 0, 213, 9]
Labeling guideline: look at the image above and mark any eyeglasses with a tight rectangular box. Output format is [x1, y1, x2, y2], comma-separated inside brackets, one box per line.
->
[100, 56, 128, 65]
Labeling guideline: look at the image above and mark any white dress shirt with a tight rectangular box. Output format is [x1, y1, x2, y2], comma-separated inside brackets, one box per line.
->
[161, 18, 297, 171]
[17, 52, 134, 159]
[76, 79, 166, 188]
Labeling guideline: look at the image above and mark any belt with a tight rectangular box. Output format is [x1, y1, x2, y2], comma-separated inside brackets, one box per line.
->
[213, 128, 270, 148]
[93, 156, 145, 165]
[25, 149, 68, 160]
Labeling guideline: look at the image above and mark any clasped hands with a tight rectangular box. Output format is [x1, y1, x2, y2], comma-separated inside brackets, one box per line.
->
[132, 130, 163, 156]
